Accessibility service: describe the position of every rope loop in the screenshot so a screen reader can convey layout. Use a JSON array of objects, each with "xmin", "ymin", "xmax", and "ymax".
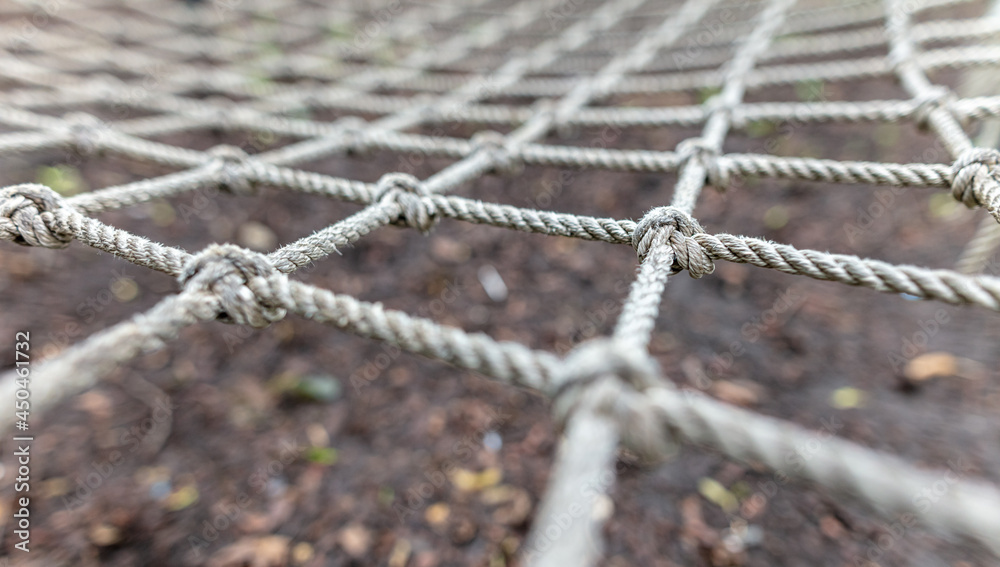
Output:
[
  {"xmin": 63, "ymin": 112, "xmax": 105, "ymax": 156},
  {"xmin": 207, "ymin": 145, "xmax": 257, "ymax": 195},
  {"xmin": 203, "ymin": 96, "xmax": 238, "ymax": 127},
  {"xmin": 0, "ymin": 183, "xmax": 72, "ymax": 248},
  {"xmin": 471, "ymin": 130, "xmax": 522, "ymax": 176},
  {"xmin": 374, "ymin": 172, "xmax": 439, "ymax": 233},
  {"xmin": 414, "ymin": 94, "xmax": 441, "ymax": 121},
  {"xmin": 179, "ymin": 243, "xmax": 290, "ymax": 328},
  {"xmin": 676, "ymin": 137, "xmax": 729, "ymax": 189},
  {"xmin": 552, "ymin": 338, "xmax": 676, "ymax": 458},
  {"xmin": 334, "ymin": 116, "xmax": 369, "ymax": 154},
  {"xmin": 913, "ymin": 86, "xmax": 956, "ymax": 130},
  {"xmin": 951, "ymin": 147, "xmax": 1000, "ymax": 209},
  {"xmin": 703, "ymin": 94, "xmax": 734, "ymax": 117},
  {"xmin": 631, "ymin": 206, "xmax": 714, "ymax": 278}
]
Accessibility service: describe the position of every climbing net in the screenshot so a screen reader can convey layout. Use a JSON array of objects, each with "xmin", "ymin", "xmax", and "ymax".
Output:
[{"xmin": 1, "ymin": 0, "xmax": 1000, "ymax": 563}]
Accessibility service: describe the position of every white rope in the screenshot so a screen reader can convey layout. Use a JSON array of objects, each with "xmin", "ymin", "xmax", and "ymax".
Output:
[{"xmin": 1, "ymin": 0, "xmax": 999, "ymax": 563}]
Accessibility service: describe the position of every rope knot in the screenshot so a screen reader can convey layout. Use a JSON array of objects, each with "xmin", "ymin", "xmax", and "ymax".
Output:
[
  {"xmin": 703, "ymin": 94, "xmax": 734, "ymax": 116},
  {"xmin": 206, "ymin": 97, "xmax": 262, "ymax": 131},
  {"xmin": 0, "ymin": 183, "xmax": 72, "ymax": 248},
  {"xmin": 471, "ymin": 130, "xmax": 522, "ymax": 176},
  {"xmin": 179, "ymin": 244, "xmax": 289, "ymax": 328},
  {"xmin": 413, "ymin": 94, "xmax": 441, "ymax": 121},
  {"xmin": 676, "ymin": 137, "xmax": 729, "ymax": 189},
  {"xmin": 545, "ymin": 97, "xmax": 582, "ymax": 139},
  {"xmin": 207, "ymin": 145, "xmax": 257, "ymax": 195},
  {"xmin": 63, "ymin": 112, "xmax": 105, "ymax": 156},
  {"xmin": 334, "ymin": 116, "xmax": 369, "ymax": 154},
  {"xmin": 374, "ymin": 172, "xmax": 438, "ymax": 233},
  {"xmin": 913, "ymin": 86, "xmax": 956, "ymax": 130},
  {"xmin": 631, "ymin": 206, "xmax": 714, "ymax": 278},
  {"xmin": 552, "ymin": 338, "xmax": 676, "ymax": 458},
  {"xmin": 203, "ymin": 96, "xmax": 237, "ymax": 127},
  {"xmin": 951, "ymin": 147, "xmax": 1000, "ymax": 209}
]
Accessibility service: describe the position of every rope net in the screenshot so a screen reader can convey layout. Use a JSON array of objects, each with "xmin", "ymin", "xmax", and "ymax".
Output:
[{"xmin": 1, "ymin": 0, "xmax": 1000, "ymax": 563}]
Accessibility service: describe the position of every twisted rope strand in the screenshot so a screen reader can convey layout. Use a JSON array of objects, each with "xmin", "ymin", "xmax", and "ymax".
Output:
[{"xmin": 2, "ymin": 0, "xmax": 1000, "ymax": 564}]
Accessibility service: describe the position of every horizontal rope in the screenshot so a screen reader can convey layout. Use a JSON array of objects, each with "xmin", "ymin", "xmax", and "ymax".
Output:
[{"xmin": 1, "ymin": 0, "xmax": 1000, "ymax": 565}]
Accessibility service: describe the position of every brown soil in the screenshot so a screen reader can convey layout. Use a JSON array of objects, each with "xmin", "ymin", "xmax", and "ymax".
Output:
[{"xmin": 1, "ymin": 13, "xmax": 1000, "ymax": 567}]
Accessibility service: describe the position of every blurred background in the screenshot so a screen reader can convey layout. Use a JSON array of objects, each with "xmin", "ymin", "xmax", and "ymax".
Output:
[{"xmin": 0, "ymin": 0, "xmax": 998, "ymax": 565}]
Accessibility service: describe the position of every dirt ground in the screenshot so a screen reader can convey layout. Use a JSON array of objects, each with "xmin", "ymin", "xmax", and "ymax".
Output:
[{"xmin": 2, "ymin": 4, "xmax": 1000, "ymax": 567}]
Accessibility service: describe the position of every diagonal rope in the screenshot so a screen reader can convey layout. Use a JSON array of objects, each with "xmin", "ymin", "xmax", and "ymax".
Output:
[
  {"xmin": 2, "ymin": 0, "xmax": 1000, "ymax": 564},
  {"xmin": 526, "ymin": 1, "xmax": 797, "ymax": 565}
]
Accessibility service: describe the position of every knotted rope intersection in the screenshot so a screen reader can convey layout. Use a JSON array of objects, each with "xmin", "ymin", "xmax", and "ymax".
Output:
[
  {"xmin": 953, "ymin": 147, "xmax": 1000, "ymax": 215},
  {"xmin": 0, "ymin": 184, "xmax": 72, "ymax": 249},
  {"xmin": 373, "ymin": 172, "xmax": 440, "ymax": 233},
  {"xmin": 1, "ymin": 0, "xmax": 1000, "ymax": 564},
  {"xmin": 631, "ymin": 206, "xmax": 715, "ymax": 277},
  {"xmin": 179, "ymin": 244, "xmax": 291, "ymax": 328}
]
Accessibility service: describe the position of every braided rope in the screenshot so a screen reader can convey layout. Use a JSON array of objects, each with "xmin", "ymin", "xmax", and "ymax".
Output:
[{"xmin": 1, "ymin": 0, "xmax": 999, "ymax": 565}]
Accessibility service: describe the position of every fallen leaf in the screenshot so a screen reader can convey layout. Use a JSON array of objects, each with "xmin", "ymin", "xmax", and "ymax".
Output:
[
  {"xmin": 698, "ymin": 477, "xmax": 739, "ymax": 514},
  {"xmin": 451, "ymin": 467, "xmax": 502, "ymax": 492},
  {"xmin": 41, "ymin": 477, "xmax": 70, "ymax": 499},
  {"xmin": 237, "ymin": 221, "xmax": 278, "ymax": 251},
  {"xmin": 164, "ymin": 483, "xmax": 199, "ymax": 511},
  {"xmin": 711, "ymin": 380, "xmax": 762, "ymax": 407},
  {"xmin": 449, "ymin": 512, "xmax": 478, "ymax": 545},
  {"xmin": 830, "ymin": 387, "xmax": 867, "ymax": 409},
  {"xmin": 338, "ymin": 523, "xmax": 372, "ymax": 558},
  {"xmin": 481, "ymin": 485, "xmax": 532, "ymax": 525},
  {"xmin": 89, "ymin": 524, "xmax": 122, "ymax": 546},
  {"xmin": 680, "ymin": 495, "xmax": 719, "ymax": 548},
  {"xmin": 430, "ymin": 236, "xmax": 471, "ymax": 263},
  {"xmin": 291, "ymin": 542, "xmax": 314, "ymax": 565},
  {"xmin": 76, "ymin": 391, "xmax": 113, "ymax": 420},
  {"xmin": 305, "ymin": 447, "xmax": 338, "ymax": 466},
  {"xmin": 904, "ymin": 352, "xmax": 958, "ymax": 381},
  {"xmin": 425, "ymin": 502, "xmax": 450, "ymax": 526},
  {"xmin": 388, "ymin": 538, "xmax": 412, "ymax": 567},
  {"xmin": 209, "ymin": 535, "xmax": 291, "ymax": 567},
  {"xmin": 819, "ymin": 515, "xmax": 845, "ymax": 539}
]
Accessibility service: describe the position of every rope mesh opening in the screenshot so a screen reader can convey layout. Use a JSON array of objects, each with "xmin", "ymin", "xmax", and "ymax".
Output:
[{"xmin": 1, "ymin": 0, "xmax": 1000, "ymax": 564}]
